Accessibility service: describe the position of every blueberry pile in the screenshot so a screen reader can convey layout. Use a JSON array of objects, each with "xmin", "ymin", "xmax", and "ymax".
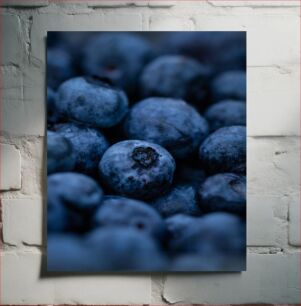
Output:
[{"xmin": 47, "ymin": 32, "xmax": 246, "ymax": 272}]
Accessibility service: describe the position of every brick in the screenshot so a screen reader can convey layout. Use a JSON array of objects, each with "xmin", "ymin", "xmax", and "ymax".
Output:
[
  {"xmin": 163, "ymin": 253, "xmax": 299, "ymax": 304},
  {"xmin": 147, "ymin": 1, "xmax": 175, "ymax": 7},
  {"xmin": 85, "ymin": 0, "xmax": 174, "ymax": 7},
  {"xmin": 248, "ymin": 66, "xmax": 300, "ymax": 136},
  {"xmin": 149, "ymin": 15, "xmax": 194, "ymax": 31},
  {"xmin": 0, "ymin": 144, "xmax": 21, "ymax": 191},
  {"xmin": 2, "ymin": 198, "xmax": 43, "ymax": 246},
  {"xmin": 102, "ymin": 12, "xmax": 142, "ymax": 30},
  {"xmin": 248, "ymin": 137, "xmax": 299, "ymax": 197},
  {"xmin": 1, "ymin": 64, "xmax": 46, "ymax": 136},
  {"xmin": 2, "ymin": 251, "xmax": 151, "ymax": 304},
  {"xmin": 194, "ymin": 8, "xmax": 299, "ymax": 67},
  {"xmin": 19, "ymin": 137, "xmax": 45, "ymax": 196},
  {"xmin": 86, "ymin": 0, "xmax": 148, "ymax": 7},
  {"xmin": 30, "ymin": 12, "xmax": 142, "ymax": 65},
  {"xmin": 206, "ymin": 0, "xmax": 300, "ymax": 7},
  {"xmin": 0, "ymin": 0, "xmax": 49, "ymax": 6},
  {"xmin": 247, "ymin": 195, "xmax": 277, "ymax": 246},
  {"xmin": 288, "ymin": 194, "xmax": 300, "ymax": 246},
  {"xmin": 2, "ymin": 13, "xmax": 25, "ymax": 66}
]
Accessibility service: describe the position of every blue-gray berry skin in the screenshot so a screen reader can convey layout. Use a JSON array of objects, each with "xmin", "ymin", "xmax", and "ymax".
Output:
[
  {"xmin": 204, "ymin": 100, "xmax": 246, "ymax": 132},
  {"xmin": 199, "ymin": 126, "xmax": 246, "ymax": 174},
  {"xmin": 165, "ymin": 214, "xmax": 198, "ymax": 247},
  {"xmin": 140, "ymin": 55, "xmax": 209, "ymax": 107},
  {"xmin": 47, "ymin": 131, "xmax": 75, "ymax": 174},
  {"xmin": 56, "ymin": 76, "xmax": 129, "ymax": 128},
  {"xmin": 47, "ymin": 87, "xmax": 61, "ymax": 125},
  {"xmin": 151, "ymin": 185, "xmax": 201, "ymax": 218},
  {"xmin": 124, "ymin": 98, "xmax": 209, "ymax": 159},
  {"xmin": 48, "ymin": 234, "xmax": 92, "ymax": 272},
  {"xmin": 54, "ymin": 123, "xmax": 109, "ymax": 176},
  {"xmin": 169, "ymin": 212, "xmax": 246, "ymax": 258},
  {"xmin": 170, "ymin": 254, "xmax": 223, "ymax": 271},
  {"xmin": 99, "ymin": 140, "xmax": 176, "ymax": 200},
  {"xmin": 160, "ymin": 32, "xmax": 246, "ymax": 74},
  {"xmin": 47, "ymin": 48, "xmax": 75, "ymax": 90},
  {"xmin": 48, "ymin": 172, "xmax": 103, "ymax": 232},
  {"xmin": 166, "ymin": 214, "xmax": 197, "ymax": 236},
  {"xmin": 211, "ymin": 71, "xmax": 246, "ymax": 102},
  {"xmin": 48, "ymin": 229, "xmax": 167, "ymax": 272},
  {"xmin": 92, "ymin": 195, "xmax": 166, "ymax": 240},
  {"xmin": 82, "ymin": 33, "xmax": 155, "ymax": 97},
  {"xmin": 170, "ymin": 253, "xmax": 246, "ymax": 271},
  {"xmin": 198, "ymin": 173, "xmax": 246, "ymax": 216},
  {"xmin": 84, "ymin": 228, "xmax": 167, "ymax": 271}
]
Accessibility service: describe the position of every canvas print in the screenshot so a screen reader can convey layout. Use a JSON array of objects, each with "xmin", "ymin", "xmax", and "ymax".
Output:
[{"xmin": 47, "ymin": 31, "xmax": 246, "ymax": 272}]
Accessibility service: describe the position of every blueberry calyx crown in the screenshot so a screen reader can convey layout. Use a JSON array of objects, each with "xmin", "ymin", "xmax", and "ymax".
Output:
[{"xmin": 131, "ymin": 146, "xmax": 159, "ymax": 168}]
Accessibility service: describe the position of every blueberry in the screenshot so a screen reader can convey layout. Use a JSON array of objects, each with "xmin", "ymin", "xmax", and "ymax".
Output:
[
  {"xmin": 54, "ymin": 123, "xmax": 109, "ymax": 176},
  {"xmin": 48, "ymin": 229, "xmax": 167, "ymax": 272},
  {"xmin": 47, "ymin": 87, "xmax": 60, "ymax": 125},
  {"xmin": 211, "ymin": 71, "xmax": 246, "ymax": 102},
  {"xmin": 92, "ymin": 195, "xmax": 166, "ymax": 240},
  {"xmin": 170, "ymin": 254, "xmax": 224, "ymax": 271},
  {"xmin": 199, "ymin": 126, "xmax": 246, "ymax": 174},
  {"xmin": 171, "ymin": 253, "xmax": 246, "ymax": 271},
  {"xmin": 140, "ymin": 55, "xmax": 209, "ymax": 107},
  {"xmin": 48, "ymin": 234, "xmax": 92, "ymax": 271},
  {"xmin": 82, "ymin": 33, "xmax": 155, "ymax": 96},
  {"xmin": 165, "ymin": 214, "xmax": 201, "ymax": 254},
  {"xmin": 124, "ymin": 98, "xmax": 209, "ymax": 159},
  {"xmin": 99, "ymin": 140, "xmax": 176, "ymax": 200},
  {"xmin": 48, "ymin": 172, "xmax": 103, "ymax": 232},
  {"xmin": 169, "ymin": 212, "xmax": 246, "ymax": 258},
  {"xmin": 47, "ymin": 131, "xmax": 75, "ymax": 174},
  {"xmin": 47, "ymin": 48, "xmax": 75, "ymax": 90},
  {"xmin": 161, "ymin": 32, "xmax": 246, "ymax": 74},
  {"xmin": 56, "ymin": 76, "xmax": 129, "ymax": 128},
  {"xmin": 51, "ymin": 32, "xmax": 93, "ymax": 66},
  {"xmin": 165, "ymin": 214, "xmax": 198, "ymax": 243},
  {"xmin": 198, "ymin": 173, "xmax": 246, "ymax": 216},
  {"xmin": 204, "ymin": 100, "xmax": 246, "ymax": 132},
  {"xmin": 151, "ymin": 185, "xmax": 201, "ymax": 217},
  {"xmin": 84, "ymin": 228, "xmax": 167, "ymax": 271}
]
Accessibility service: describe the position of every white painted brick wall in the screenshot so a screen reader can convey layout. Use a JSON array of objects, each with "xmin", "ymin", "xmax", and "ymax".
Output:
[
  {"xmin": 2, "ymin": 198, "xmax": 44, "ymax": 246},
  {"xmin": 1, "ymin": 1, "xmax": 300, "ymax": 304},
  {"xmin": 0, "ymin": 144, "xmax": 21, "ymax": 191},
  {"xmin": 163, "ymin": 253, "xmax": 300, "ymax": 304},
  {"xmin": 2, "ymin": 252, "xmax": 151, "ymax": 304}
]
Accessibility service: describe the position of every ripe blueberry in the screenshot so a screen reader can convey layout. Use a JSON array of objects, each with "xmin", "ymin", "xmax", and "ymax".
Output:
[
  {"xmin": 84, "ymin": 228, "xmax": 167, "ymax": 271},
  {"xmin": 151, "ymin": 185, "xmax": 201, "ymax": 217},
  {"xmin": 47, "ymin": 131, "xmax": 75, "ymax": 174},
  {"xmin": 48, "ymin": 172, "xmax": 103, "ymax": 232},
  {"xmin": 47, "ymin": 48, "xmax": 75, "ymax": 90},
  {"xmin": 56, "ymin": 76, "xmax": 129, "ymax": 128},
  {"xmin": 199, "ymin": 125, "xmax": 246, "ymax": 174},
  {"xmin": 93, "ymin": 195, "xmax": 166, "ymax": 240},
  {"xmin": 54, "ymin": 123, "xmax": 109, "ymax": 176},
  {"xmin": 140, "ymin": 55, "xmax": 209, "ymax": 107},
  {"xmin": 99, "ymin": 140, "xmax": 176, "ymax": 200},
  {"xmin": 169, "ymin": 212, "xmax": 246, "ymax": 259},
  {"xmin": 124, "ymin": 98, "xmax": 208, "ymax": 159},
  {"xmin": 198, "ymin": 173, "xmax": 246, "ymax": 216},
  {"xmin": 211, "ymin": 70, "xmax": 246, "ymax": 102},
  {"xmin": 82, "ymin": 33, "xmax": 155, "ymax": 97},
  {"xmin": 204, "ymin": 100, "xmax": 246, "ymax": 132}
]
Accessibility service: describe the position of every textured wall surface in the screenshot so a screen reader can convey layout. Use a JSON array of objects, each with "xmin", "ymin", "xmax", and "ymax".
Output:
[{"xmin": 0, "ymin": 0, "xmax": 300, "ymax": 304}]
